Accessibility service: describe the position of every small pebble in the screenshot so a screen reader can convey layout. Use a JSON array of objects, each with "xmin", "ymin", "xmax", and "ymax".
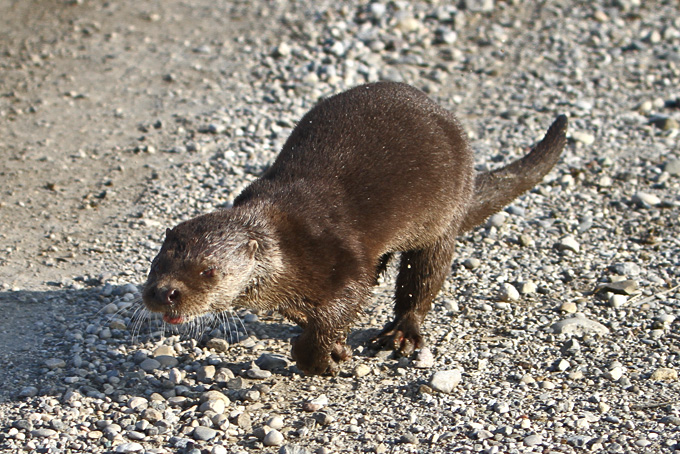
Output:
[
  {"xmin": 598, "ymin": 280, "xmax": 638, "ymax": 295},
  {"xmin": 498, "ymin": 283, "xmax": 520, "ymax": 302},
  {"xmin": 560, "ymin": 302, "xmax": 578, "ymax": 313},
  {"xmin": 354, "ymin": 364, "xmax": 372, "ymax": 377},
  {"xmin": 256, "ymin": 353, "xmax": 290, "ymax": 370},
  {"xmin": 31, "ymin": 428, "xmax": 57, "ymax": 438},
  {"xmin": 45, "ymin": 358, "xmax": 66, "ymax": 369},
  {"xmin": 632, "ymin": 192, "xmax": 661, "ymax": 207},
  {"xmin": 267, "ymin": 416, "xmax": 284, "ymax": 430},
  {"xmin": 608, "ymin": 294, "xmax": 628, "ymax": 308},
  {"xmin": 414, "ymin": 347, "xmax": 435, "ymax": 368},
  {"xmin": 550, "ymin": 315, "xmax": 609, "ymax": 336},
  {"xmin": 263, "ymin": 429, "xmax": 284, "ymax": 446},
  {"xmin": 429, "ymin": 369, "xmax": 462, "ymax": 393},
  {"xmin": 303, "ymin": 395, "xmax": 329, "ymax": 412},
  {"xmin": 650, "ymin": 367, "xmax": 678, "ymax": 381},
  {"xmin": 664, "ymin": 159, "xmax": 680, "ymax": 176},
  {"xmin": 114, "ymin": 443, "xmax": 144, "ymax": 453},
  {"xmin": 192, "ymin": 426, "xmax": 217, "ymax": 441},
  {"xmin": 206, "ymin": 338, "xmax": 229, "ymax": 352},
  {"xmin": 524, "ymin": 434, "xmax": 543, "ymax": 447},
  {"xmin": 487, "ymin": 212, "xmax": 507, "ymax": 228},
  {"xmin": 558, "ymin": 236, "xmax": 580, "ymax": 253},
  {"xmin": 139, "ymin": 358, "xmax": 161, "ymax": 372},
  {"xmin": 463, "ymin": 257, "xmax": 481, "ymax": 269},
  {"xmin": 606, "ymin": 366, "xmax": 624, "ymax": 381},
  {"xmin": 519, "ymin": 281, "xmax": 537, "ymax": 295},
  {"xmin": 570, "ymin": 131, "xmax": 595, "ymax": 145}
]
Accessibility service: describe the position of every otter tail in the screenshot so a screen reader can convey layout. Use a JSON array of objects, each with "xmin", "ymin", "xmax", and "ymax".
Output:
[{"xmin": 460, "ymin": 115, "xmax": 568, "ymax": 233}]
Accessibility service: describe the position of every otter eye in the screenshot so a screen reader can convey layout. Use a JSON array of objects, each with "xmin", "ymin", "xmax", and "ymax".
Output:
[{"xmin": 201, "ymin": 268, "xmax": 217, "ymax": 278}]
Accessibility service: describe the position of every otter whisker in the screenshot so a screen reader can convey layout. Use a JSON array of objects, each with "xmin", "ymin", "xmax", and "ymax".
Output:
[{"xmin": 234, "ymin": 310, "xmax": 248, "ymax": 340}]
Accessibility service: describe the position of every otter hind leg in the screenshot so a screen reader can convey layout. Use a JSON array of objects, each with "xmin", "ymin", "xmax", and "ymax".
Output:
[{"xmin": 372, "ymin": 235, "xmax": 456, "ymax": 356}]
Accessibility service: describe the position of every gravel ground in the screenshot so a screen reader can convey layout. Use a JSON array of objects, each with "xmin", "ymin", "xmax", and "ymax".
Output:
[{"xmin": 1, "ymin": 0, "xmax": 680, "ymax": 453}]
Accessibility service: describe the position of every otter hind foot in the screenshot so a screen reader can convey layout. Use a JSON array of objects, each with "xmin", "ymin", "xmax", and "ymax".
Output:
[{"xmin": 370, "ymin": 318, "xmax": 423, "ymax": 357}]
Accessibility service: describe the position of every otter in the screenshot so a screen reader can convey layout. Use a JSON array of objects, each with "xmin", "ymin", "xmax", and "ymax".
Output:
[{"xmin": 143, "ymin": 81, "xmax": 568, "ymax": 375}]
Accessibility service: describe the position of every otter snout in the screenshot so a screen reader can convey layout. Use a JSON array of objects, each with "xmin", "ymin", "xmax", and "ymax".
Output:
[{"xmin": 143, "ymin": 283, "xmax": 181, "ymax": 311}]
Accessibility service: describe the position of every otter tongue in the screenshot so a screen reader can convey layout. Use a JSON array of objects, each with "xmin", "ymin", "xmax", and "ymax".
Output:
[{"xmin": 163, "ymin": 314, "xmax": 184, "ymax": 324}]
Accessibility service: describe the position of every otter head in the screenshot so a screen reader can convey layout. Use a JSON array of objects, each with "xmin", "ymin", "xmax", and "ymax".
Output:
[{"xmin": 142, "ymin": 211, "xmax": 260, "ymax": 324}]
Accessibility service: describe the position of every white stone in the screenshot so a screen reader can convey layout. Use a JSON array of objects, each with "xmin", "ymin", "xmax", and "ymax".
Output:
[
  {"xmin": 430, "ymin": 369, "xmax": 462, "ymax": 393},
  {"xmin": 608, "ymin": 294, "xmax": 628, "ymax": 308},
  {"xmin": 263, "ymin": 429, "xmax": 284, "ymax": 446},
  {"xmin": 632, "ymin": 192, "xmax": 661, "ymax": 206},
  {"xmin": 558, "ymin": 236, "xmax": 580, "ymax": 253},
  {"xmin": 498, "ymin": 283, "xmax": 520, "ymax": 302},
  {"xmin": 570, "ymin": 131, "xmax": 595, "ymax": 145}
]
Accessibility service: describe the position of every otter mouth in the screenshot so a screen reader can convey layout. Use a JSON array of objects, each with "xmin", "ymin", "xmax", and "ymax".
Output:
[{"xmin": 162, "ymin": 313, "xmax": 188, "ymax": 325}]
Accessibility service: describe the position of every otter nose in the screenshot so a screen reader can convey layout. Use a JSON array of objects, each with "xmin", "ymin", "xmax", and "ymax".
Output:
[{"xmin": 164, "ymin": 288, "xmax": 180, "ymax": 306}]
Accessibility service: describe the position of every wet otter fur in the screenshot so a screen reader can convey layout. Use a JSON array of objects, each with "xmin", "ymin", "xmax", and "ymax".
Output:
[{"xmin": 143, "ymin": 81, "xmax": 568, "ymax": 375}]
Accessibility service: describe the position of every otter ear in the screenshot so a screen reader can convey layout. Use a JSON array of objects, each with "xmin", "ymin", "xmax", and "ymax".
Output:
[
  {"xmin": 246, "ymin": 239, "xmax": 259, "ymax": 259},
  {"xmin": 165, "ymin": 228, "xmax": 173, "ymax": 239}
]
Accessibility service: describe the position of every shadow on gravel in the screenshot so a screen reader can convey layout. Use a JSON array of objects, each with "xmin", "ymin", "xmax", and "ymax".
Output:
[
  {"xmin": 0, "ymin": 288, "xmax": 104, "ymax": 403},
  {"xmin": 0, "ymin": 286, "xmax": 390, "ymax": 407}
]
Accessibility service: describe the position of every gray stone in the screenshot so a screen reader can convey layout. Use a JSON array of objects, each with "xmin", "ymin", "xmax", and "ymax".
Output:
[
  {"xmin": 464, "ymin": 0, "xmax": 494, "ymax": 13},
  {"xmin": 571, "ymin": 131, "xmax": 596, "ymax": 145},
  {"xmin": 524, "ymin": 435, "xmax": 543, "ymax": 446},
  {"xmin": 193, "ymin": 426, "xmax": 217, "ymax": 441},
  {"xmin": 19, "ymin": 386, "xmax": 38, "ymax": 398},
  {"xmin": 199, "ymin": 399, "xmax": 226, "ymax": 414},
  {"xmin": 126, "ymin": 430, "xmax": 145, "ymax": 440},
  {"xmin": 487, "ymin": 212, "xmax": 507, "ymax": 227},
  {"xmin": 45, "ymin": 358, "xmax": 66, "ymax": 369},
  {"xmin": 598, "ymin": 280, "xmax": 638, "ymax": 295},
  {"xmin": 279, "ymin": 445, "xmax": 313, "ymax": 454},
  {"xmin": 650, "ymin": 367, "xmax": 678, "ymax": 381},
  {"xmin": 139, "ymin": 358, "xmax": 161, "ymax": 372},
  {"xmin": 155, "ymin": 355, "xmax": 179, "ymax": 367},
  {"xmin": 463, "ymin": 258, "xmax": 481, "ymax": 269},
  {"xmin": 31, "ymin": 428, "xmax": 57, "ymax": 438},
  {"xmin": 247, "ymin": 364, "xmax": 272, "ymax": 379},
  {"xmin": 353, "ymin": 364, "xmax": 372, "ymax": 377},
  {"xmin": 611, "ymin": 262, "xmax": 641, "ymax": 277},
  {"xmin": 127, "ymin": 397, "xmax": 148, "ymax": 411},
  {"xmin": 665, "ymin": 158, "xmax": 680, "ymax": 176},
  {"xmin": 608, "ymin": 294, "xmax": 628, "ymax": 308},
  {"xmin": 114, "ymin": 443, "xmax": 144, "ymax": 453},
  {"xmin": 197, "ymin": 365, "xmax": 216, "ymax": 381},
  {"xmin": 256, "ymin": 353, "xmax": 291, "ymax": 370},
  {"xmin": 400, "ymin": 432, "xmax": 419, "ymax": 444},
  {"xmin": 550, "ymin": 315, "xmax": 609, "ymax": 336},
  {"xmin": 267, "ymin": 416, "xmax": 284, "ymax": 430}
]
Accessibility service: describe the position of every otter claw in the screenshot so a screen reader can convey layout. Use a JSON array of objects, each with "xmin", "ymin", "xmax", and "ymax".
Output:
[{"xmin": 371, "ymin": 322, "xmax": 423, "ymax": 357}]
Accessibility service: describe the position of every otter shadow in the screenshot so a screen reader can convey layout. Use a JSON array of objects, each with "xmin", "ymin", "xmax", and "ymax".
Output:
[
  {"xmin": 0, "ymin": 285, "xmax": 389, "ymax": 409},
  {"xmin": 0, "ymin": 287, "xmax": 106, "ymax": 404}
]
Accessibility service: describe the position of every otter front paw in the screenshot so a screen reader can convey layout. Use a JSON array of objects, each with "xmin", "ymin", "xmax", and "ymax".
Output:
[
  {"xmin": 370, "ymin": 318, "xmax": 423, "ymax": 357},
  {"xmin": 291, "ymin": 337, "xmax": 351, "ymax": 376}
]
